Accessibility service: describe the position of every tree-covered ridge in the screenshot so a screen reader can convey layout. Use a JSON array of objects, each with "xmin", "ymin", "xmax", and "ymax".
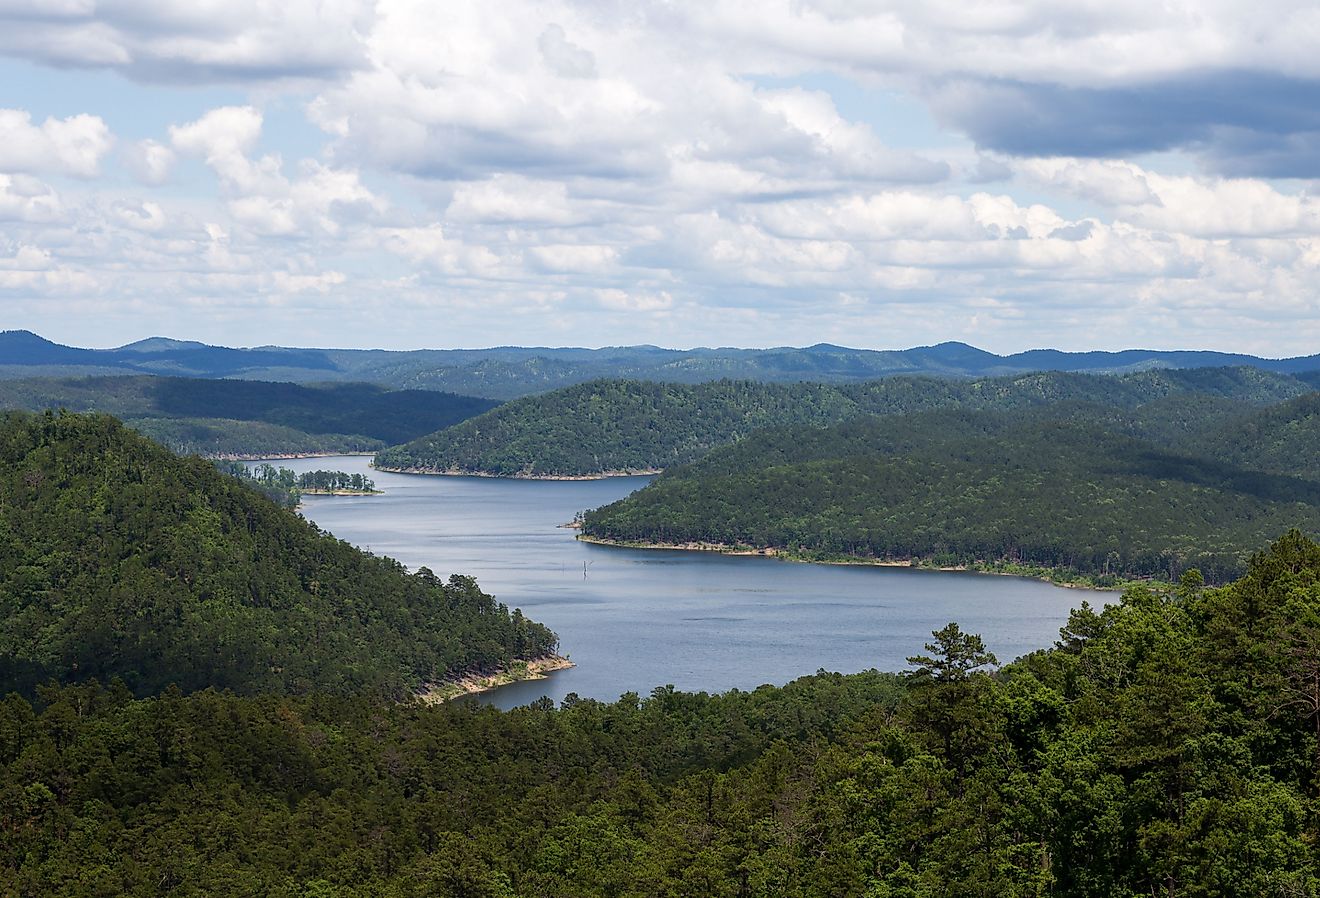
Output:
[
  {"xmin": 1202, "ymin": 391, "xmax": 1320, "ymax": 481},
  {"xmin": 376, "ymin": 379, "xmax": 871, "ymax": 476},
  {"xmin": 8, "ymin": 534, "xmax": 1320, "ymax": 894},
  {"xmin": 581, "ymin": 407, "xmax": 1320, "ymax": 584},
  {"xmin": 131, "ymin": 416, "xmax": 380, "ymax": 457},
  {"xmin": 375, "ymin": 367, "xmax": 1313, "ymax": 478},
  {"xmin": 0, "ymin": 374, "xmax": 498, "ymax": 455},
  {"xmin": 0, "ymin": 410, "xmax": 555, "ymax": 699}
]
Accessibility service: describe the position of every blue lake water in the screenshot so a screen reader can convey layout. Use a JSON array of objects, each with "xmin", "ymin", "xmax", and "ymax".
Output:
[{"xmin": 252, "ymin": 456, "xmax": 1108, "ymax": 709}]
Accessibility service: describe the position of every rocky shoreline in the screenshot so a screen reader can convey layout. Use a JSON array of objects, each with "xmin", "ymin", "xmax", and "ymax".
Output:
[{"xmin": 417, "ymin": 655, "xmax": 576, "ymax": 703}]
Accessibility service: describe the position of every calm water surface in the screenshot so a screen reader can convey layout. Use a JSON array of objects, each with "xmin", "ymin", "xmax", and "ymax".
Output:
[{"xmin": 253, "ymin": 456, "xmax": 1107, "ymax": 708}]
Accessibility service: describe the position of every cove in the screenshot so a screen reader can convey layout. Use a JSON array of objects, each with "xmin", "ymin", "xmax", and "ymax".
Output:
[{"xmin": 251, "ymin": 456, "xmax": 1107, "ymax": 709}]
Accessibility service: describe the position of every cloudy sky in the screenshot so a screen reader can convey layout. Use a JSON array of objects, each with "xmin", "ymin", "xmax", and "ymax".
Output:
[{"xmin": 2, "ymin": 1, "xmax": 1319, "ymax": 354}]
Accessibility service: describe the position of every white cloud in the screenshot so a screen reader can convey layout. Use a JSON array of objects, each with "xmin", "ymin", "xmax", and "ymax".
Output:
[
  {"xmin": 171, "ymin": 106, "xmax": 385, "ymax": 237},
  {"xmin": 170, "ymin": 105, "xmax": 270, "ymax": 190},
  {"xmin": 597, "ymin": 288, "xmax": 673, "ymax": 311},
  {"xmin": 309, "ymin": 0, "xmax": 947, "ymax": 196},
  {"xmin": 1016, "ymin": 158, "xmax": 1158, "ymax": 206},
  {"xmin": 271, "ymin": 270, "xmax": 347, "ymax": 293},
  {"xmin": 110, "ymin": 199, "xmax": 166, "ymax": 232},
  {"xmin": 121, "ymin": 138, "xmax": 175, "ymax": 184},
  {"xmin": 530, "ymin": 244, "xmax": 618, "ymax": 273},
  {"xmin": 378, "ymin": 225, "xmax": 506, "ymax": 277},
  {"xmin": 0, "ymin": 244, "xmax": 55, "ymax": 271},
  {"xmin": 538, "ymin": 24, "xmax": 596, "ymax": 79},
  {"xmin": 4, "ymin": 2, "xmax": 1320, "ymax": 353},
  {"xmin": 0, "ymin": 0, "xmax": 375, "ymax": 80},
  {"xmin": 0, "ymin": 174, "xmax": 64, "ymax": 222},
  {"xmin": 0, "ymin": 109, "xmax": 113, "ymax": 176},
  {"xmin": 447, "ymin": 175, "xmax": 580, "ymax": 225}
]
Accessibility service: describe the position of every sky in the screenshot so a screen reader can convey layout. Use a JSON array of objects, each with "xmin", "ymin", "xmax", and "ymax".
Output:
[{"xmin": 1, "ymin": 1, "xmax": 1319, "ymax": 355}]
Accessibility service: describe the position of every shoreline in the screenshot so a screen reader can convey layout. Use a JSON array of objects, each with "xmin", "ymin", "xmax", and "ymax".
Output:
[
  {"xmin": 210, "ymin": 451, "xmax": 379, "ymax": 461},
  {"xmin": 416, "ymin": 655, "xmax": 576, "ymax": 703},
  {"xmin": 372, "ymin": 465, "xmax": 660, "ymax": 481},
  {"xmin": 575, "ymin": 534, "xmax": 1130, "ymax": 591},
  {"xmin": 299, "ymin": 488, "xmax": 384, "ymax": 496}
]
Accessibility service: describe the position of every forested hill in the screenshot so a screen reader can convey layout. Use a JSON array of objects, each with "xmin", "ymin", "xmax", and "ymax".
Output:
[
  {"xmin": 1203, "ymin": 391, "xmax": 1320, "ymax": 481},
  {"xmin": 0, "ymin": 410, "xmax": 555, "ymax": 698},
  {"xmin": 0, "ymin": 374, "xmax": 497, "ymax": 456},
  {"xmin": 375, "ymin": 367, "xmax": 1313, "ymax": 477},
  {"xmin": 580, "ymin": 405, "xmax": 1320, "ymax": 584},
  {"xmin": 9, "ymin": 534, "xmax": 1320, "ymax": 893},
  {"xmin": 6, "ymin": 329, "xmax": 1320, "ymax": 399}
]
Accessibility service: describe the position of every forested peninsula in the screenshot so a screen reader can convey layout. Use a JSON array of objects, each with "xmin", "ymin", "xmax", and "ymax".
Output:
[
  {"xmin": 375, "ymin": 367, "xmax": 1314, "ymax": 478},
  {"xmin": 9, "ymin": 534, "xmax": 1320, "ymax": 893},
  {"xmin": 580, "ymin": 400, "xmax": 1320, "ymax": 585},
  {"xmin": 0, "ymin": 410, "xmax": 556, "ymax": 698}
]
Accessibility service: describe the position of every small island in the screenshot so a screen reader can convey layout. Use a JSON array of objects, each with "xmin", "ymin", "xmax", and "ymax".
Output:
[
  {"xmin": 215, "ymin": 461, "xmax": 381, "ymax": 506},
  {"xmin": 295, "ymin": 469, "xmax": 382, "ymax": 495}
]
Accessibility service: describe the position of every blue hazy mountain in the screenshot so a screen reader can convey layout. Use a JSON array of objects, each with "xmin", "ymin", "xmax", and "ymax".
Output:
[{"xmin": 3, "ymin": 330, "xmax": 1317, "ymax": 399}]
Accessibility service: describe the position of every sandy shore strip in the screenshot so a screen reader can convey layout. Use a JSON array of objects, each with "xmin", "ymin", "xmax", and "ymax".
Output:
[
  {"xmin": 576, "ymin": 534, "xmax": 1127, "ymax": 590},
  {"xmin": 209, "ymin": 451, "xmax": 379, "ymax": 461},
  {"xmin": 372, "ymin": 465, "xmax": 660, "ymax": 481},
  {"xmin": 417, "ymin": 655, "xmax": 576, "ymax": 703}
]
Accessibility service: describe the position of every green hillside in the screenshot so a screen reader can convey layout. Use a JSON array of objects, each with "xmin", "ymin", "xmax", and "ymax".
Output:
[
  {"xmin": 376, "ymin": 367, "xmax": 1311, "ymax": 478},
  {"xmin": 1202, "ymin": 392, "xmax": 1320, "ymax": 481},
  {"xmin": 0, "ymin": 410, "xmax": 554, "ymax": 698},
  {"xmin": 0, "ymin": 375, "xmax": 497, "ymax": 455},
  {"xmin": 581, "ymin": 407, "xmax": 1320, "ymax": 584}
]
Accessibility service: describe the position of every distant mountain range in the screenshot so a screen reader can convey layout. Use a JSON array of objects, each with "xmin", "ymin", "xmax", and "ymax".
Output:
[{"xmin": 3, "ymin": 330, "xmax": 1318, "ymax": 399}]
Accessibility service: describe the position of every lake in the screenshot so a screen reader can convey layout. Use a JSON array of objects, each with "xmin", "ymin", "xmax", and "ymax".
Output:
[{"xmin": 252, "ymin": 456, "xmax": 1105, "ymax": 709}]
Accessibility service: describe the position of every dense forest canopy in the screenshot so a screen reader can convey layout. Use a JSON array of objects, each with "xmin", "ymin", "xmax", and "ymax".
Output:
[
  {"xmin": 7, "ymin": 534, "xmax": 1320, "ymax": 894},
  {"xmin": 376, "ymin": 367, "xmax": 1314, "ymax": 477},
  {"xmin": 6, "ymin": 339, "xmax": 1320, "ymax": 893},
  {"xmin": 0, "ymin": 410, "xmax": 555, "ymax": 699},
  {"xmin": 581, "ymin": 405, "xmax": 1320, "ymax": 585}
]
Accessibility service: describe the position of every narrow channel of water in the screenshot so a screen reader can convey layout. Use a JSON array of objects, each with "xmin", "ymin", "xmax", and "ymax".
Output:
[{"xmin": 253, "ymin": 456, "xmax": 1105, "ymax": 708}]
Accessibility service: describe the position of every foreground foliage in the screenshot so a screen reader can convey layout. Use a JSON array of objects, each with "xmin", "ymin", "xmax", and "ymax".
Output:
[
  {"xmin": 6, "ymin": 534, "xmax": 1320, "ymax": 895},
  {"xmin": 0, "ymin": 411, "xmax": 554, "ymax": 698}
]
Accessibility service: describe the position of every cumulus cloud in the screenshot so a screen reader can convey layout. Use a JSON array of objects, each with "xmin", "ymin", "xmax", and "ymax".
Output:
[
  {"xmin": 538, "ymin": 24, "xmax": 596, "ymax": 79},
  {"xmin": 927, "ymin": 72, "xmax": 1320, "ymax": 177},
  {"xmin": 171, "ymin": 105, "xmax": 385, "ymax": 236},
  {"xmin": 0, "ymin": 109, "xmax": 113, "ymax": 176},
  {"xmin": 307, "ymin": 0, "xmax": 948, "ymax": 197},
  {"xmin": 4, "ymin": 2, "xmax": 1320, "ymax": 352},
  {"xmin": 170, "ymin": 105, "xmax": 269, "ymax": 189},
  {"xmin": 446, "ymin": 175, "xmax": 581, "ymax": 225},
  {"xmin": 0, "ymin": 174, "xmax": 64, "ymax": 222},
  {"xmin": 0, "ymin": 0, "xmax": 376, "ymax": 82},
  {"xmin": 6, "ymin": 2, "xmax": 1320, "ymax": 176},
  {"xmin": 121, "ymin": 138, "xmax": 175, "ymax": 184},
  {"xmin": 110, "ymin": 199, "xmax": 166, "ymax": 232}
]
